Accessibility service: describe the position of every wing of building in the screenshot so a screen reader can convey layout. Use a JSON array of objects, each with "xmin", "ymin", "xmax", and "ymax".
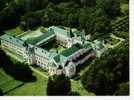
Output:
[{"xmin": 0, "ymin": 26, "xmax": 105, "ymax": 77}]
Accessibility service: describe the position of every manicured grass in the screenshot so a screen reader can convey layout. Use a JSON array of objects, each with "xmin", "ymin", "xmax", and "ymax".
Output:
[
  {"xmin": 0, "ymin": 69, "xmax": 12, "ymax": 85},
  {"xmin": 57, "ymin": 46, "xmax": 66, "ymax": 53},
  {"xmin": 71, "ymin": 80, "xmax": 95, "ymax": 96},
  {"xmin": 0, "ymin": 80, "xmax": 23, "ymax": 93},
  {"xmin": 6, "ymin": 71, "xmax": 48, "ymax": 96},
  {"xmin": 5, "ymin": 27, "xmax": 24, "ymax": 37},
  {"xmin": 49, "ymin": 45, "xmax": 66, "ymax": 53},
  {"xmin": 30, "ymin": 66, "xmax": 92, "ymax": 96},
  {"xmin": 0, "ymin": 65, "xmax": 94, "ymax": 96},
  {"xmin": 0, "ymin": 68, "xmax": 23, "ymax": 94}
]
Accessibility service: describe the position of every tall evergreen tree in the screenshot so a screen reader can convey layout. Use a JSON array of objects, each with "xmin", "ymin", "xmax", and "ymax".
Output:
[{"xmin": 47, "ymin": 74, "xmax": 71, "ymax": 96}]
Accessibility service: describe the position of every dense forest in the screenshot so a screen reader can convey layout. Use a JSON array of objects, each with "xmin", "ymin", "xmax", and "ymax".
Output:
[
  {"xmin": 81, "ymin": 40, "xmax": 129, "ymax": 95},
  {"xmin": 0, "ymin": 0, "xmax": 129, "ymax": 96},
  {"xmin": 0, "ymin": 0, "xmax": 128, "ymax": 33}
]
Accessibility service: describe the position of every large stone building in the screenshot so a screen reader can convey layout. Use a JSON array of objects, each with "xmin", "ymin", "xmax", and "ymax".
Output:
[{"xmin": 0, "ymin": 26, "xmax": 104, "ymax": 77}]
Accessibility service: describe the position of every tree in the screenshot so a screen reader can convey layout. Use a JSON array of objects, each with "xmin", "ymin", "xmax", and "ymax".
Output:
[
  {"xmin": 80, "ymin": 0, "xmax": 96, "ymax": 7},
  {"xmin": 81, "ymin": 41, "xmax": 129, "ymax": 95},
  {"xmin": 0, "ymin": 49, "xmax": 36, "ymax": 82},
  {"xmin": 0, "ymin": 89, "xmax": 3, "ymax": 96},
  {"xmin": 68, "ymin": 13, "xmax": 79, "ymax": 28},
  {"xmin": 96, "ymin": 0, "xmax": 121, "ymax": 19},
  {"xmin": 79, "ymin": 7, "xmax": 111, "ymax": 34},
  {"xmin": 50, "ymin": 0, "xmax": 70, "ymax": 4},
  {"xmin": 20, "ymin": 12, "xmax": 41, "ymax": 30},
  {"xmin": 15, "ymin": 0, "xmax": 48, "ymax": 12},
  {"xmin": 114, "ymin": 82, "xmax": 129, "ymax": 95},
  {"xmin": 49, "ymin": 12, "xmax": 64, "ymax": 25},
  {"xmin": 68, "ymin": 91, "xmax": 80, "ymax": 96},
  {"xmin": 94, "ymin": 16, "xmax": 111, "ymax": 33},
  {"xmin": 12, "ymin": 62, "xmax": 36, "ymax": 82},
  {"xmin": 103, "ymin": 0, "xmax": 121, "ymax": 19},
  {"xmin": 0, "ymin": 48, "xmax": 13, "ymax": 71},
  {"xmin": 0, "ymin": 1, "xmax": 25, "ymax": 31},
  {"xmin": 41, "ymin": 14, "xmax": 50, "ymax": 27},
  {"xmin": 47, "ymin": 74, "xmax": 71, "ymax": 96},
  {"xmin": 0, "ymin": 0, "xmax": 6, "ymax": 11},
  {"xmin": 30, "ymin": 0, "xmax": 48, "ymax": 11},
  {"xmin": 79, "ymin": 8, "xmax": 95, "ymax": 34}
]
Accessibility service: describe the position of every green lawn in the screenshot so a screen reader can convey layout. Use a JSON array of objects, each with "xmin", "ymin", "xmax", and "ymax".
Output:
[
  {"xmin": 0, "ymin": 68, "xmax": 23, "ymax": 94},
  {"xmin": 31, "ymin": 66, "xmax": 93, "ymax": 96},
  {"xmin": 31, "ymin": 66, "xmax": 92, "ymax": 96},
  {"xmin": 71, "ymin": 80, "xmax": 95, "ymax": 96},
  {"xmin": 6, "ymin": 71, "xmax": 48, "ymax": 96},
  {"xmin": 0, "ymin": 66, "xmax": 48, "ymax": 96},
  {"xmin": 5, "ymin": 27, "xmax": 24, "ymax": 37},
  {"xmin": 57, "ymin": 46, "xmax": 66, "ymax": 53},
  {"xmin": 49, "ymin": 45, "xmax": 66, "ymax": 53},
  {"xmin": 0, "ymin": 66, "xmax": 94, "ymax": 96}
]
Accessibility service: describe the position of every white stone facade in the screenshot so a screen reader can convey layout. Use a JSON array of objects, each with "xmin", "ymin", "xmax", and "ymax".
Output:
[{"xmin": 0, "ymin": 26, "xmax": 97, "ymax": 77}]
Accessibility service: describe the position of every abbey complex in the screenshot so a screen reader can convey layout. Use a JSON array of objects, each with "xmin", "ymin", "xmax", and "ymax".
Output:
[{"xmin": 0, "ymin": 26, "xmax": 105, "ymax": 77}]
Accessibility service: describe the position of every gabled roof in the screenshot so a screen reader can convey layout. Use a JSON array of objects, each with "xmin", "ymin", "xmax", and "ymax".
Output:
[
  {"xmin": 48, "ymin": 26, "xmax": 71, "ymax": 38},
  {"xmin": 60, "ymin": 44, "xmax": 82, "ymax": 57},
  {"xmin": 25, "ymin": 29, "xmax": 55, "ymax": 45},
  {"xmin": 35, "ymin": 31, "xmax": 55, "ymax": 46},
  {"xmin": 0, "ymin": 34, "xmax": 25, "ymax": 48},
  {"xmin": 53, "ymin": 54, "xmax": 68, "ymax": 67}
]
